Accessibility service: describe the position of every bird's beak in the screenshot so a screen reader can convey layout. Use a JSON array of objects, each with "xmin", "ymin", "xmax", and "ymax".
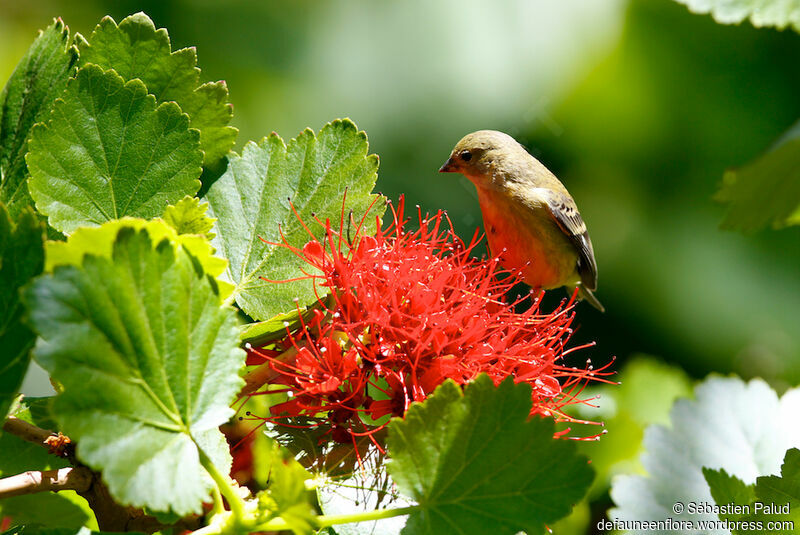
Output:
[{"xmin": 439, "ymin": 157, "xmax": 457, "ymax": 173}]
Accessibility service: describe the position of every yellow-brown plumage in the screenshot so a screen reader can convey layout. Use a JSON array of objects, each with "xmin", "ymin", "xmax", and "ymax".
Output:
[{"xmin": 439, "ymin": 130, "xmax": 603, "ymax": 311}]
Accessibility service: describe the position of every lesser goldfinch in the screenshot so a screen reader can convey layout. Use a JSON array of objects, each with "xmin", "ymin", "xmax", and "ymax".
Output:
[{"xmin": 439, "ymin": 130, "xmax": 604, "ymax": 311}]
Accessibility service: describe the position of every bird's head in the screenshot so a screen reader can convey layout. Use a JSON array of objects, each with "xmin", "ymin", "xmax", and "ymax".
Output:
[{"xmin": 438, "ymin": 130, "xmax": 527, "ymax": 185}]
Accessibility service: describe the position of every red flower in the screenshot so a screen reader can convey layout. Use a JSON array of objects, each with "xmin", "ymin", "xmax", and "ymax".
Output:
[{"xmin": 247, "ymin": 196, "xmax": 612, "ymax": 448}]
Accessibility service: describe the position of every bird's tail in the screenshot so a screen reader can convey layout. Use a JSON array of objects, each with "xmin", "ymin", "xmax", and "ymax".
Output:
[{"xmin": 577, "ymin": 286, "xmax": 605, "ymax": 312}]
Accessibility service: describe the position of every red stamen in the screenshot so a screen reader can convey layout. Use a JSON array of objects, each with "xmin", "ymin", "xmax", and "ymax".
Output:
[{"xmin": 244, "ymin": 195, "xmax": 613, "ymax": 443}]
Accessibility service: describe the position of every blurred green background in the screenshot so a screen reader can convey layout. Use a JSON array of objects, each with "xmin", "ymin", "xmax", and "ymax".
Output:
[
  {"xmin": 2, "ymin": 0, "xmax": 799, "ymax": 531},
  {"xmin": 4, "ymin": 0, "xmax": 798, "ymax": 385}
]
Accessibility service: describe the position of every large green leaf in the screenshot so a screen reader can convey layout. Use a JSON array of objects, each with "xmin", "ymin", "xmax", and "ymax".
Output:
[
  {"xmin": 386, "ymin": 376, "xmax": 593, "ymax": 535},
  {"xmin": 674, "ymin": 0, "xmax": 800, "ymax": 31},
  {"xmin": 43, "ymin": 217, "xmax": 232, "ymax": 300},
  {"xmin": 78, "ymin": 13, "xmax": 237, "ymax": 168},
  {"xmin": 204, "ymin": 119, "xmax": 384, "ymax": 321},
  {"xmin": 26, "ymin": 64, "xmax": 202, "ymax": 234},
  {"xmin": 610, "ymin": 377, "xmax": 800, "ymax": 533},
  {"xmin": 715, "ymin": 119, "xmax": 800, "ymax": 232},
  {"xmin": 24, "ymin": 227, "xmax": 245, "ymax": 515},
  {"xmin": 0, "ymin": 204, "xmax": 45, "ymax": 420},
  {"xmin": 0, "ymin": 19, "xmax": 78, "ymax": 218}
]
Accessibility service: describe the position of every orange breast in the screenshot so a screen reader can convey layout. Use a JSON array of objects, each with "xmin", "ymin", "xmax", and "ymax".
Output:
[{"xmin": 476, "ymin": 187, "xmax": 578, "ymax": 290}]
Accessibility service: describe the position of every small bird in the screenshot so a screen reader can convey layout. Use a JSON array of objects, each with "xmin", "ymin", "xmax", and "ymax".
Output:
[{"xmin": 439, "ymin": 130, "xmax": 604, "ymax": 311}]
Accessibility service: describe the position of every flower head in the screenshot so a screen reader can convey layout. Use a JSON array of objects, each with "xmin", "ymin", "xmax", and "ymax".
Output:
[{"xmin": 247, "ymin": 196, "xmax": 612, "ymax": 447}]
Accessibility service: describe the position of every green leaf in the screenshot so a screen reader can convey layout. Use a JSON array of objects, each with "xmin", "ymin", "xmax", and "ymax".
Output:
[
  {"xmin": 674, "ymin": 0, "xmax": 800, "ymax": 31},
  {"xmin": 740, "ymin": 448, "xmax": 800, "ymax": 534},
  {"xmin": 611, "ymin": 377, "xmax": 800, "ymax": 528},
  {"xmin": 241, "ymin": 297, "xmax": 332, "ymax": 346},
  {"xmin": 162, "ymin": 196, "xmax": 216, "ymax": 239},
  {"xmin": 255, "ymin": 437, "xmax": 317, "ymax": 535},
  {"xmin": 703, "ymin": 468, "xmax": 755, "ymax": 523},
  {"xmin": 78, "ymin": 13, "xmax": 237, "ymax": 168},
  {"xmin": 26, "ymin": 64, "xmax": 202, "ymax": 234},
  {"xmin": 43, "ymin": 218, "xmax": 232, "ymax": 300},
  {"xmin": 24, "ymin": 227, "xmax": 246, "ymax": 515},
  {"xmin": 0, "ymin": 494, "xmax": 91, "ymax": 532},
  {"xmin": 204, "ymin": 119, "xmax": 384, "ymax": 321},
  {"xmin": 11, "ymin": 396, "xmax": 60, "ymax": 432},
  {"xmin": 0, "ymin": 19, "xmax": 78, "ymax": 217},
  {"xmin": 386, "ymin": 375, "xmax": 593, "ymax": 535},
  {"xmin": 0, "ymin": 204, "xmax": 46, "ymax": 420},
  {"xmin": 702, "ymin": 450, "xmax": 800, "ymax": 534},
  {"xmin": 715, "ymin": 119, "xmax": 800, "ymax": 231},
  {"xmin": 240, "ymin": 312, "xmax": 302, "ymax": 346}
]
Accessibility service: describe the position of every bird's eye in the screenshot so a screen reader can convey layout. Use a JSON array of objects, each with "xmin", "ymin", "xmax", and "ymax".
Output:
[{"xmin": 459, "ymin": 150, "xmax": 472, "ymax": 162}]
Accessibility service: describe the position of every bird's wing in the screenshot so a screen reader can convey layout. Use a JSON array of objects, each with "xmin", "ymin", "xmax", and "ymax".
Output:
[{"xmin": 539, "ymin": 189, "xmax": 598, "ymax": 290}]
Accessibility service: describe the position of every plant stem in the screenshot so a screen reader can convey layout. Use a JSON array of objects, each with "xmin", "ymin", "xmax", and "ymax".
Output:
[
  {"xmin": 3, "ymin": 416, "xmax": 56, "ymax": 446},
  {"xmin": 255, "ymin": 505, "xmax": 417, "ymax": 531},
  {"xmin": 210, "ymin": 485, "xmax": 225, "ymax": 516},
  {"xmin": 198, "ymin": 448, "xmax": 246, "ymax": 522},
  {"xmin": 191, "ymin": 512, "xmax": 231, "ymax": 535},
  {"xmin": 0, "ymin": 467, "xmax": 92, "ymax": 498},
  {"xmin": 317, "ymin": 506, "xmax": 417, "ymax": 527},
  {"xmin": 222, "ymin": 293, "xmax": 237, "ymax": 308}
]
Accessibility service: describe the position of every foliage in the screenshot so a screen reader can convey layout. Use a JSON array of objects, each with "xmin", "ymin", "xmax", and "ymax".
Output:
[
  {"xmin": 204, "ymin": 120, "xmax": 383, "ymax": 321},
  {"xmin": 25, "ymin": 227, "xmax": 245, "ymax": 516},
  {"xmin": 0, "ymin": 205, "xmax": 45, "ymax": 420},
  {"xmin": 0, "ymin": 13, "xmax": 597, "ymax": 535},
  {"xmin": 387, "ymin": 376, "xmax": 593, "ymax": 535},
  {"xmin": 43, "ymin": 218, "xmax": 232, "ymax": 299},
  {"xmin": 26, "ymin": 64, "xmax": 202, "ymax": 234},
  {"xmin": 0, "ymin": 19, "xmax": 78, "ymax": 218},
  {"xmin": 77, "ymin": 13, "xmax": 236, "ymax": 170},
  {"xmin": 703, "ymin": 449, "xmax": 800, "ymax": 534},
  {"xmin": 670, "ymin": 0, "xmax": 800, "ymax": 232},
  {"xmin": 162, "ymin": 196, "xmax": 217, "ymax": 240},
  {"xmin": 3, "ymin": 4, "xmax": 799, "ymax": 535},
  {"xmin": 611, "ymin": 376, "xmax": 800, "ymax": 532},
  {"xmin": 715, "ymin": 119, "xmax": 800, "ymax": 231},
  {"xmin": 252, "ymin": 438, "xmax": 317, "ymax": 534},
  {"xmin": 703, "ymin": 468, "xmax": 757, "ymax": 525}
]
